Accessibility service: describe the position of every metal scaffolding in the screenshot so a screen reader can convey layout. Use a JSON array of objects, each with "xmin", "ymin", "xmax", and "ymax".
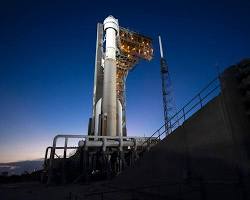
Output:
[{"xmin": 158, "ymin": 35, "xmax": 178, "ymax": 135}]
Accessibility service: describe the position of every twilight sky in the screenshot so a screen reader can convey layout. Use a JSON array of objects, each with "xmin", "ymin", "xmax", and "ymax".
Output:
[{"xmin": 0, "ymin": 0, "xmax": 250, "ymax": 163}]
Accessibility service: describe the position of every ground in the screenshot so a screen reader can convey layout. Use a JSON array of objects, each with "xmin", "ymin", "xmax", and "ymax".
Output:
[{"xmin": 0, "ymin": 181, "xmax": 115, "ymax": 200}]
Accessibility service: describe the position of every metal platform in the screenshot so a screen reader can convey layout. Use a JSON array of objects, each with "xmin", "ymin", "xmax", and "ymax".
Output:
[{"xmin": 43, "ymin": 135, "xmax": 158, "ymax": 184}]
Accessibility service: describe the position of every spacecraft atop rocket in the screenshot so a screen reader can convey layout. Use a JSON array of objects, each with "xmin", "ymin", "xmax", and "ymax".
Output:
[{"xmin": 88, "ymin": 16, "xmax": 153, "ymax": 137}]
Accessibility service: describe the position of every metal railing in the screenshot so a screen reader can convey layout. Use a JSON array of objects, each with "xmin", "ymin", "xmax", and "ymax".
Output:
[
  {"xmin": 144, "ymin": 76, "xmax": 221, "ymax": 147},
  {"xmin": 45, "ymin": 134, "xmax": 158, "ymax": 184}
]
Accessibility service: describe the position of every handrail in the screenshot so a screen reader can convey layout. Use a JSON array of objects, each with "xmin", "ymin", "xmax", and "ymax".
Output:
[
  {"xmin": 143, "ymin": 76, "xmax": 221, "ymax": 147},
  {"xmin": 46, "ymin": 134, "xmax": 159, "ymax": 184}
]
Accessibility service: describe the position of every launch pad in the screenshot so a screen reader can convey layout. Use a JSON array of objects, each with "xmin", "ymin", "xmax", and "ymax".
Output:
[{"xmin": 43, "ymin": 16, "xmax": 155, "ymax": 184}]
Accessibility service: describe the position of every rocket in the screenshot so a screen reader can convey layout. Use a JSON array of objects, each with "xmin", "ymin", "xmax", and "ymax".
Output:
[
  {"xmin": 89, "ymin": 16, "xmax": 121, "ymax": 137},
  {"xmin": 102, "ymin": 16, "xmax": 120, "ymax": 137},
  {"xmin": 88, "ymin": 16, "xmax": 153, "ymax": 137}
]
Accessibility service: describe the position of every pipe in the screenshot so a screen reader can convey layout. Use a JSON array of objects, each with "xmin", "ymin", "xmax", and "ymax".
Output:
[
  {"xmin": 51, "ymin": 134, "xmax": 155, "ymax": 140},
  {"xmin": 50, "ymin": 134, "xmax": 156, "ymax": 151}
]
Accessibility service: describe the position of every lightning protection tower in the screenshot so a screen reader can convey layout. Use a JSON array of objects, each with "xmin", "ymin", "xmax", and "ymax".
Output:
[{"xmin": 158, "ymin": 35, "xmax": 178, "ymax": 135}]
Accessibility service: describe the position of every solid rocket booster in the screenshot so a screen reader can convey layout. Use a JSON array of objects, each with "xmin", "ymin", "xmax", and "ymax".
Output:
[{"xmin": 102, "ymin": 16, "xmax": 119, "ymax": 136}]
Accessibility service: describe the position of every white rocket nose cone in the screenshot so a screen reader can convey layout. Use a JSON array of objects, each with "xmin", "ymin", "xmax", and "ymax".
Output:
[{"xmin": 103, "ymin": 15, "xmax": 119, "ymax": 32}]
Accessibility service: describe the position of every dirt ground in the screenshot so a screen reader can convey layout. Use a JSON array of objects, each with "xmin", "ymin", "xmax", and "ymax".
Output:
[{"xmin": 0, "ymin": 181, "xmax": 117, "ymax": 200}]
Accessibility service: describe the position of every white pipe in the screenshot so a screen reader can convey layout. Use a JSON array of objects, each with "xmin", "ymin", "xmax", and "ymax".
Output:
[{"xmin": 78, "ymin": 140, "xmax": 150, "ymax": 148}]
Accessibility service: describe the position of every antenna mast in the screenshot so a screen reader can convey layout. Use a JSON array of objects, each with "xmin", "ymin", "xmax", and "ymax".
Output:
[{"xmin": 158, "ymin": 35, "xmax": 177, "ymax": 135}]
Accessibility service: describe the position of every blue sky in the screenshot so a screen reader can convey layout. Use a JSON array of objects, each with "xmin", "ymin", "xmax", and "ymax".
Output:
[{"xmin": 0, "ymin": 0, "xmax": 249, "ymax": 162}]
